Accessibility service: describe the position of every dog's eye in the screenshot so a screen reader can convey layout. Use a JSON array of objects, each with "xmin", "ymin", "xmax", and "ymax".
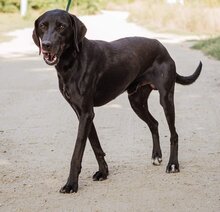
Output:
[
  {"xmin": 57, "ymin": 24, "xmax": 65, "ymax": 32},
  {"xmin": 39, "ymin": 23, "xmax": 47, "ymax": 31}
]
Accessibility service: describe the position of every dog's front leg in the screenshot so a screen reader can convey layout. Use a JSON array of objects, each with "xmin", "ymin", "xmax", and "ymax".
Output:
[{"xmin": 60, "ymin": 110, "xmax": 94, "ymax": 193}]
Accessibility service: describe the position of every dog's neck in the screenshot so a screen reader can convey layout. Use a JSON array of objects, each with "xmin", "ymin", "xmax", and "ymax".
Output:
[
  {"xmin": 55, "ymin": 47, "xmax": 79, "ymax": 73},
  {"xmin": 55, "ymin": 38, "xmax": 87, "ymax": 73}
]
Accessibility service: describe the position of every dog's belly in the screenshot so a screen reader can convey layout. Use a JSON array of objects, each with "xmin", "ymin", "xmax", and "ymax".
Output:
[
  {"xmin": 93, "ymin": 70, "xmax": 135, "ymax": 107},
  {"xmin": 93, "ymin": 89, "xmax": 124, "ymax": 106}
]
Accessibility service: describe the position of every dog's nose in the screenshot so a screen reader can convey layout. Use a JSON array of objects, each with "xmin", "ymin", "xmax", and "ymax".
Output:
[{"xmin": 42, "ymin": 41, "xmax": 52, "ymax": 50}]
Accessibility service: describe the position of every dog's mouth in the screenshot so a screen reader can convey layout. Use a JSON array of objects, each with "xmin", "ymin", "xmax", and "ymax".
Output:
[{"xmin": 42, "ymin": 50, "xmax": 59, "ymax": 66}]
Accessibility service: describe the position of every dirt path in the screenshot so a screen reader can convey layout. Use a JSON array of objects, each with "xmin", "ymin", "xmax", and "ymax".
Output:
[{"xmin": 0, "ymin": 11, "xmax": 219, "ymax": 212}]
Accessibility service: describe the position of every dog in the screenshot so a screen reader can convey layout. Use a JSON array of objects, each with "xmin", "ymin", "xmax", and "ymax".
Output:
[{"xmin": 32, "ymin": 9, "xmax": 202, "ymax": 193}]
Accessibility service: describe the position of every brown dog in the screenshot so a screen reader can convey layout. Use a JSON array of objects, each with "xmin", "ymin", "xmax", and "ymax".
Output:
[{"xmin": 33, "ymin": 9, "xmax": 202, "ymax": 193}]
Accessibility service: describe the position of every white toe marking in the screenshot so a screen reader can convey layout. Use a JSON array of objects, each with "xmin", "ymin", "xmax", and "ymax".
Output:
[
  {"xmin": 152, "ymin": 157, "xmax": 162, "ymax": 166},
  {"xmin": 171, "ymin": 164, "xmax": 175, "ymax": 172}
]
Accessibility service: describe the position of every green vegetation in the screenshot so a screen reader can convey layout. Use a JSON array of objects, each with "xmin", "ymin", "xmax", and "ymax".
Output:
[
  {"xmin": 0, "ymin": 0, "xmax": 103, "ymax": 41},
  {"xmin": 123, "ymin": 0, "xmax": 220, "ymax": 60},
  {"xmin": 1, "ymin": 0, "xmax": 220, "ymax": 35},
  {"xmin": 127, "ymin": 0, "xmax": 220, "ymax": 35},
  {"xmin": 1, "ymin": 0, "xmax": 220, "ymax": 60},
  {"xmin": 192, "ymin": 36, "xmax": 220, "ymax": 60},
  {"xmin": 74, "ymin": 0, "xmax": 102, "ymax": 15},
  {"xmin": 0, "ymin": 0, "xmax": 102, "ymax": 14},
  {"xmin": 0, "ymin": 12, "xmax": 35, "ymax": 41}
]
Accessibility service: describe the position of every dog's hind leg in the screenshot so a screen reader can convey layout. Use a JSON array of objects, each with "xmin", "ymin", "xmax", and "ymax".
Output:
[
  {"xmin": 159, "ymin": 85, "xmax": 179, "ymax": 173},
  {"xmin": 128, "ymin": 85, "xmax": 162, "ymax": 165},
  {"xmin": 89, "ymin": 122, "xmax": 109, "ymax": 181}
]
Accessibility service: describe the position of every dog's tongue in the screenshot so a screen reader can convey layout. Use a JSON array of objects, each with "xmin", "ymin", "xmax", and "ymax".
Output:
[{"xmin": 48, "ymin": 53, "xmax": 54, "ymax": 61}]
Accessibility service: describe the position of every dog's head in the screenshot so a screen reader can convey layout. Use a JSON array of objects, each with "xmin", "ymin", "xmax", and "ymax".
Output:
[{"xmin": 32, "ymin": 9, "xmax": 87, "ymax": 66}]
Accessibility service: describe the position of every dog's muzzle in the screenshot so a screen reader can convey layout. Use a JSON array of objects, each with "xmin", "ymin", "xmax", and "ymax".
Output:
[{"xmin": 42, "ymin": 50, "xmax": 59, "ymax": 66}]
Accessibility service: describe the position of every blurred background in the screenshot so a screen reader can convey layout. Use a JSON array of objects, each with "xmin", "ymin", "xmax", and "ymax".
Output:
[
  {"xmin": 0, "ymin": 0, "xmax": 220, "ymax": 58},
  {"xmin": 0, "ymin": 2, "xmax": 220, "ymax": 211}
]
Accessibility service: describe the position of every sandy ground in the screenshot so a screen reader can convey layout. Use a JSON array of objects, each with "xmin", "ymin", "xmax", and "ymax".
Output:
[{"xmin": 0, "ymin": 11, "xmax": 220, "ymax": 212}]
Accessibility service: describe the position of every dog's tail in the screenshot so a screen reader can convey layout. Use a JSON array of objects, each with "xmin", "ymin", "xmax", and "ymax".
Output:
[{"xmin": 176, "ymin": 61, "xmax": 202, "ymax": 85}]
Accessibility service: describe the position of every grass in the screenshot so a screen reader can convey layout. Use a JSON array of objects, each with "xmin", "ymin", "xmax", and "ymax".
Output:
[
  {"xmin": 107, "ymin": 0, "xmax": 220, "ymax": 60},
  {"xmin": 192, "ymin": 36, "xmax": 220, "ymax": 60},
  {"xmin": 127, "ymin": 1, "xmax": 220, "ymax": 36},
  {"xmin": 1, "ymin": 1, "xmax": 220, "ymax": 60},
  {"xmin": 2, "ymin": 1, "xmax": 220, "ymax": 38},
  {"xmin": 0, "ymin": 12, "xmax": 39, "ymax": 42}
]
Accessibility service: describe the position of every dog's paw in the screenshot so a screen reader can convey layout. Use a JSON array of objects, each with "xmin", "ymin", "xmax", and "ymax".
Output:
[
  {"xmin": 93, "ymin": 171, "xmax": 108, "ymax": 181},
  {"xmin": 152, "ymin": 157, "xmax": 162, "ymax": 166},
  {"xmin": 166, "ymin": 163, "xmax": 180, "ymax": 173},
  {"xmin": 60, "ymin": 183, "xmax": 78, "ymax": 193}
]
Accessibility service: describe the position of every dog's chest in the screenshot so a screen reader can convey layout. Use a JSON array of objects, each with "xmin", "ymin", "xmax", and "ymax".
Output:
[
  {"xmin": 58, "ymin": 74, "xmax": 73, "ymax": 102},
  {"xmin": 58, "ymin": 75, "xmax": 85, "ymax": 107},
  {"xmin": 62, "ymin": 84, "xmax": 71, "ymax": 100}
]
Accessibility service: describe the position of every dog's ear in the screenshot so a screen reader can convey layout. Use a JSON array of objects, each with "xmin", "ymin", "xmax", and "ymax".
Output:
[
  {"xmin": 70, "ymin": 14, "xmax": 87, "ymax": 52},
  {"xmin": 32, "ymin": 18, "xmax": 41, "ymax": 55}
]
